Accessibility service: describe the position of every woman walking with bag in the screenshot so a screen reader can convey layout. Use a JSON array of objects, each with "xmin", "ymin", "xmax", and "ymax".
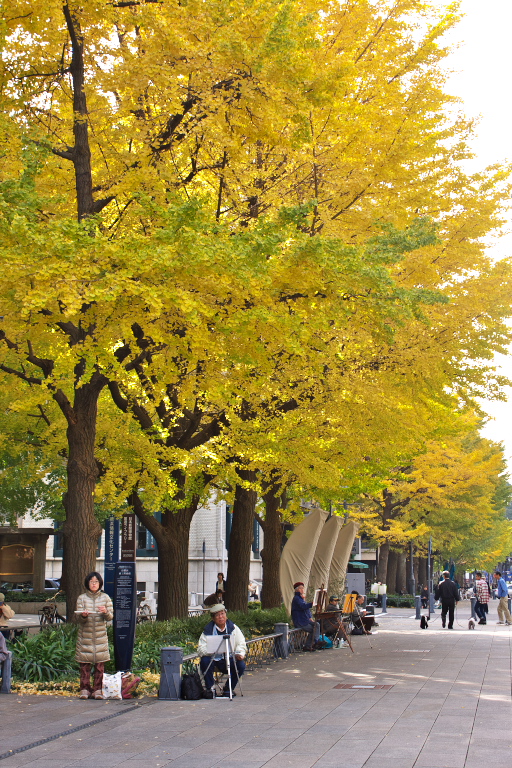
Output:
[{"xmin": 76, "ymin": 572, "xmax": 113, "ymax": 699}]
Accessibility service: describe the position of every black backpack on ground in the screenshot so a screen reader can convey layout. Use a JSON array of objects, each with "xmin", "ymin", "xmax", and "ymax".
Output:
[{"xmin": 181, "ymin": 671, "xmax": 204, "ymax": 700}]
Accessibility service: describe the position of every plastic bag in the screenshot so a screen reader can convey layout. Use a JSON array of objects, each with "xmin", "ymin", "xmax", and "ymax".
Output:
[
  {"xmin": 316, "ymin": 634, "xmax": 333, "ymax": 649},
  {"xmin": 102, "ymin": 671, "xmax": 122, "ymax": 699},
  {"xmin": 121, "ymin": 672, "xmax": 141, "ymax": 699}
]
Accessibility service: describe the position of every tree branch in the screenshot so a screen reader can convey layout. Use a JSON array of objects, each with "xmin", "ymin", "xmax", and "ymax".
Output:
[{"xmin": 0, "ymin": 364, "xmax": 42, "ymax": 385}]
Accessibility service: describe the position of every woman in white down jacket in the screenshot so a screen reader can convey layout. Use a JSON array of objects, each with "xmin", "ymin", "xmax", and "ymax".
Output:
[{"xmin": 76, "ymin": 572, "xmax": 113, "ymax": 699}]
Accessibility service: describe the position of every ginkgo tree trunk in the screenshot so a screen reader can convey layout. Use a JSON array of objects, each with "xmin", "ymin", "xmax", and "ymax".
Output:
[{"xmin": 0, "ymin": 4, "xmax": 113, "ymax": 619}]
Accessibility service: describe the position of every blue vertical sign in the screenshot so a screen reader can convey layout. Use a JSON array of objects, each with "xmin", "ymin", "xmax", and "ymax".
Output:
[
  {"xmin": 114, "ymin": 561, "xmax": 137, "ymax": 671},
  {"xmin": 252, "ymin": 517, "xmax": 260, "ymax": 557},
  {"xmin": 104, "ymin": 516, "xmax": 120, "ymax": 599}
]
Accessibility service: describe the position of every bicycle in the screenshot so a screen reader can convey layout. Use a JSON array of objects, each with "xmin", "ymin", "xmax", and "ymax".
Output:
[{"xmin": 38, "ymin": 590, "xmax": 66, "ymax": 628}]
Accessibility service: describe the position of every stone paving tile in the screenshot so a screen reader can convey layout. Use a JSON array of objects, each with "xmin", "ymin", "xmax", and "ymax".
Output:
[
  {"xmin": 223, "ymin": 747, "xmax": 283, "ymax": 761},
  {"xmin": 205, "ymin": 761, "xmax": 267, "ymax": 768},
  {"xmin": 261, "ymin": 756, "xmax": 319, "ymax": 768},
  {"xmin": 112, "ymin": 759, "xmax": 176, "ymax": 768},
  {"xmin": 363, "ymin": 761, "xmax": 422, "ymax": 768},
  {"xmin": 415, "ymin": 757, "xmax": 467, "ymax": 768},
  {"xmin": 73, "ymin": 756, "xmax": 129, "ymax": 767}
]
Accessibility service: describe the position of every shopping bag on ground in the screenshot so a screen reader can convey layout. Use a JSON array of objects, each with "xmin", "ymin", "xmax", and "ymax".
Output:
[{"xmin": 102, "ymin": 671, "xmax": 122, "ymax": 699}]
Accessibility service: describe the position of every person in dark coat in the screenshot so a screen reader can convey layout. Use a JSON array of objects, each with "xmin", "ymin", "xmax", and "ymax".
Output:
[
  {"xmin": 291, "ymin": 582, "xmax": 320, "ymax": 651},
  {"xmin": 435, "ymin": 571, "xmax": 459, "ymax": 629},
  {"xmin": 420, "ymin": 585, "xmax": 429, "ymax": 609},
  {"xmin": 323, "ymin": 596, "xmax": 342, "ymax": 637},
  {"xmin": 215, "ymin": 573, "xmax": 227, "ymax": 593}
]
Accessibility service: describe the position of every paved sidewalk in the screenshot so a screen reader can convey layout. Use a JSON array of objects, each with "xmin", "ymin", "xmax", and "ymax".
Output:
[{"xmin": 1, "ymin": 603, "xmax": 511, "ymax": 768}]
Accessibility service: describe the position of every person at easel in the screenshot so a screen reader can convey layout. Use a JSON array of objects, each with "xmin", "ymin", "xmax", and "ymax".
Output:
[
  {"xmin": 291, "ymin": 582, "xmax": 320, "ymax": 651},
  {"xmin": 323, "ymin": 596, "xmax": 342, "ymax": 638},
  {"xmin": 351, "ymin": 591, "xmax": 375, "ymax": 634}
]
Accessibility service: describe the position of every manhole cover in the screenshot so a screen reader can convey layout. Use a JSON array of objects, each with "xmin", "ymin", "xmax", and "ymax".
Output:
[{"xmin": 334, "ymin": 684, "xmax": 393, "ymax": 690}]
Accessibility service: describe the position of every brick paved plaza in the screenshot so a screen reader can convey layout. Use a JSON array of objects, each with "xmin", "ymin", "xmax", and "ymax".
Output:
[{"xmin": 1, "ymin": 603, "xmax": 511, "ymax": 768}]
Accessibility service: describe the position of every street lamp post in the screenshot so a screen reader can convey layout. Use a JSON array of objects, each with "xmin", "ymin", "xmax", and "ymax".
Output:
[
  {"xmin": 202, "ymin": 539, "xmax": 206, "ymax": 602},
  {"xmin": 410, "ymin": 540, "xmax": 416, "ymax": 597},
  {"xmin": 427, "ymin": 536, "xmax": 435, "ymax": 614}
]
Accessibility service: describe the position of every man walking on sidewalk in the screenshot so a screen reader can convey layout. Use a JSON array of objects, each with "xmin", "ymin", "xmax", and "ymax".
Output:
[
  {"xmin": 435, "ymin": 571, "xmax": 459, "ymax": 629},
  {"xmin": 494, "ymin": 571, "xmax": 512, "ymax": 625},
  {"xmin": 474, "ymin": 572, "xmax": 491, "ymax": 624}
]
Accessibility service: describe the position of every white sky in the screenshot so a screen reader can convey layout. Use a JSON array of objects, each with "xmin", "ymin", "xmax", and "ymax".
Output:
[{"xmin": 433, "ymin": 0, "xmax": 512, "ymax": 468}]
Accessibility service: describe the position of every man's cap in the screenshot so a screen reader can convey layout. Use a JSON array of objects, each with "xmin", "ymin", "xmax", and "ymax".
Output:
[
  {"xmin": 293, "ymin": 582, "xmax": 304, "ymax": 589},
  {"xmin": 209, "ymin": 603, "xmax": 227, "ymax": 615},
  {"xmin": 0, "ymin": 593, "xmax": 4, "ymax": 602},
  {"xmin": 329, "ymin": 595, "xmax": 338, "ymax": 601}
]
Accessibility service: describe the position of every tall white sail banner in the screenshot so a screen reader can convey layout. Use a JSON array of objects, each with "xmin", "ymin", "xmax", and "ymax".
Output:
[
  {"xmin": 279, "ymin": 507, "xmax": 329, "ymax": 608},
  {"xmin": 328, "ymin": 520, "xmax": 360, "ymax": 594},
  {"xmin": 308, "ymin": 515, "xmax": 343, "ymax": 594}
]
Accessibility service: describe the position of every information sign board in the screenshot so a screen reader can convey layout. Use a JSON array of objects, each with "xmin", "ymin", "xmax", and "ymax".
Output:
[{"xmin": 113, "ymin": 561, "xmax": 136, "ymax": 671}]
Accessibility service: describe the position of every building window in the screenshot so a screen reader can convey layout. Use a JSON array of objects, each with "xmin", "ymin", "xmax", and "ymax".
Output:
[
  {"xmin": 136, "ymin": 582, "xmax": 147, "ymax": 592},
  {"xmin": 136, "ymin": 519, "xmax": 158, "ymax": 557}
]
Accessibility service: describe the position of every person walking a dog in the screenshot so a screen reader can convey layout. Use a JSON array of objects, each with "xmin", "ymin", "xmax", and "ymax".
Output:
[{"xmin": 435, "ymin": 571, "xmax": 459, "ymax": 629}]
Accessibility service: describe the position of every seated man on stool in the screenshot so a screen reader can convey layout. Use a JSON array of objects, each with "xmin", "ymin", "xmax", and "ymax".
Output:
[
  {"xmin": 291, "ymin": 582, "xmax": 320, "ymax": 651},
  {"xmin": 198, "ymin": 604, "xmax": 247, "ymax": 697},
  {"xmin": 323, "ymin": 596, "xmax": 342, "ymax": 638},
  {"xmin": 351, "ymin": 592, "xmax": 375, "ymax": 634}
]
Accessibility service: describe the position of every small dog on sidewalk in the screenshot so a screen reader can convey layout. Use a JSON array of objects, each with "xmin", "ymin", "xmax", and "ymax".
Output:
[{"xmin": 468, "ymin": 618, "xmax": 475, "ymax": 630}]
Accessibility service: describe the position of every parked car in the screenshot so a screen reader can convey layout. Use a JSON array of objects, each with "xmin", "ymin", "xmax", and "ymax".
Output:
[{"xmin": 1, "ymin": 579, "xmax": 60, "ymax": 593}]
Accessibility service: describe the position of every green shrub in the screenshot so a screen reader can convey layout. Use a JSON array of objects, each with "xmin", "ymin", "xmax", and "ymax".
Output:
[
  {"xmin": 4, "ymin": 591, "xmax": 66, "ymax": 603},
  {"xmin": 10, "ymin": 627, "xmax": 78, "ymax": 682},
  {"xmin": 385, "ymin": 594, "xmax": 415, "ymax": 608}
]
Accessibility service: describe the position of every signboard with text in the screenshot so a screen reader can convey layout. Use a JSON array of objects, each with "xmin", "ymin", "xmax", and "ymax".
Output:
[
  {"xmin": 121, "ymin": 513, "xmax": 137, "ymax": 561},
  {"xmin": 113, "ymin": 561, "xmax": 137, "ymax": 671},
  {"xmin": 104, "ymin": 516, "xmax": 120, "ymax": 599}
]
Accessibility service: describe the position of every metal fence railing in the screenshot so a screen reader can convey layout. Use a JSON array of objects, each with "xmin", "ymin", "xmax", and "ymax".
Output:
[
  {"xmin": 182, "ymin": 631, "xmax": 283, "ymax": 675},
  {"xmin": 288, "ymin": 627, "xmax": 309, "ymax": 654}
]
